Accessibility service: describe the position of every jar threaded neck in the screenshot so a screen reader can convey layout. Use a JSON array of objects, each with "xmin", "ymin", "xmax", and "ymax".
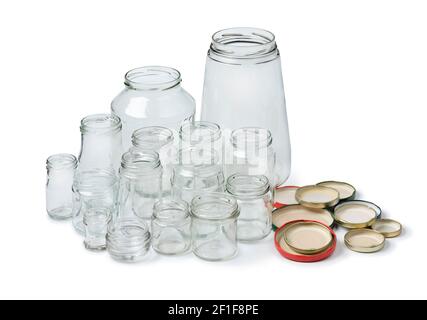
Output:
[{"xmin": 124, "ymin": 66, "xmax": 181, "ymax": 91}]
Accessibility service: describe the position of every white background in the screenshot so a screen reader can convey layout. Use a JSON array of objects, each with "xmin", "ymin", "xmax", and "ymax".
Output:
[{"xmin": 0, "ymin": 0, "xmax": 426, "ymax": 300}]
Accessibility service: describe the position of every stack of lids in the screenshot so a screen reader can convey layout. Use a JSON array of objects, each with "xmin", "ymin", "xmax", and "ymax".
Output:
[{"xmin": 273, "ymin": 181, "xmax": 402, "ymax": 262}]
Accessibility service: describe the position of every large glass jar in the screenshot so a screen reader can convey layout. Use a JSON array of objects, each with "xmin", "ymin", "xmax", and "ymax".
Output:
[
  {"xmin": 111, "ymin": 66, "xmax": 196, "ymax": 150},
  {"xmin": 201, "ymin": 28, "xmax": 291, "ymax": 185}
]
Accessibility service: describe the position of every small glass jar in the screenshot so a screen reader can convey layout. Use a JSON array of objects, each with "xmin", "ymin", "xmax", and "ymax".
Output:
[
  {"xmin": 117, "ymin": 149, "xmax": 162, "ymax": 221},
  {"xmin": 226, "ymin": 174, "xmax": 273, "ymax": 242},
  {"xmin": 72, "ymin": 169, "xmax": 118, "ymax": 235},
  {"xmin": 179, "ymin": 121, "xmax": 223, "ymax": 162},
  {"xmin": 107, "ymin": 217, "xmax": 151, "ymax": 263},
  {"xmin": 151, "ymin": 199, "xmax": 191, "ymax": 255},
  {"xmin": 83, "ymin": 208, "xmax": 111, "ymax": 251},
  {"xmin": 229, "ymin": 127, "xmax": 276, "ymax": 187},
  {"xmin": 46, "ymin": 153, "xmax": 77, "ymax": 220},
  {"xmin": 171, "ymin": 147, "xmax": 225, "ymax": 203},
  {"xmin": 132, "ymin": 126, "xmax": 175, "ymax": 198},
  {"xmin": 191, "ymin": 193, "xmax": 240, "ymax": 261}
]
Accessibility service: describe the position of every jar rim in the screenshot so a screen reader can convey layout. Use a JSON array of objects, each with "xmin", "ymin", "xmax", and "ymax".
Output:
[
  {"xmin": 120, "ymin": 149, "xmax": 161, "ymax": 177},
  {"xmin": 210, "ymin": 27, "xmax": 277, "ymax": 60},
  {"xmin": 179, "ymin": 121, "xmax": 222, "ymax": 144},
  {"xmin": 46, "ymin": 153, "xmax": 77, "ymax": 170},
  {"xmin": 73, "ymin": 169, "xmax": 118, "ymax": 193},
  {"xmin": 230, "ymin": 127, "xmax": 273, "ymax": 148},
  {"xmin": 124, "ymin": 66, "xmax": 182, "ymax": 91},
  {"xmin": 153, "ymin": 198, "xmax": 190, "ymax": 221},
  {"xmin": 132, "ymin": 126, "xmax": 174, "ymax": 150},
  {"xmin": 191, "ymin": 193, "xmax": 240, "ymax": 221},
  {"xmin": 226, "ymin": 174, "xmax": 270, "ymax": 197},
  {"xmin": 80, "ymin": 114, "xmax": 122, "ymax": 134}
]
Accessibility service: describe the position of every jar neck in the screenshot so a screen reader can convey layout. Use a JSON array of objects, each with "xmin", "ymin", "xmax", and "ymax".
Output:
[
  {"xmin": 124, "ymin": 66, "xmax": 182, "ymax": 91},
  {"xmin": 191, "ymin": 193, "xmax": 240, "ymax": 221},
  {"xmin": 46, "ymin": 153, "xmax": 77, "ymax": 171},
  {"xmin": 120, "ymin": 149, "xmax": 161, "ymax": 179},
  {"xmin": 179, "ymin": 121, "xmax": 222, "ymax": 145},
  {"xmin": 132, "ymin": 126, "xmax": 174, "ymax": 150},
  {"xmin": 226, "ymin": 174, "xmax": 270, "ymax": 197},
  {"xmin": 80, "ymin": 114, "xmax": 122, "ymax": 135},
  {"xmin": 153, "ymin": 199, "xmax": 190, "ymax": 221},
  {"xmin": 209, "ymin": 27, "xmax": 279, "ymax": 64},
  {"xmin": 231, "ymin": 127, "xmax": 273, "ymax": 149}
]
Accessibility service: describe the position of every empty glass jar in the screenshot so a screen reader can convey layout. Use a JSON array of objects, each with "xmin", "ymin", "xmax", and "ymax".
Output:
[
  {"xmin": 46, "ymin": 153, "xmax": 77, "ymax": 220},
  {"xmin": 111, "ymin": 66, "xmax": 196, "ymax": 150},
  {"xmin": 132, "ymin": 126, "xmax": 175, "ymax": 198},
  {"xmin": 83, "ymin": 208, "xmax": 111, "ymax": 251},
  {"xmin": 226, "ymin": 174, "xmax": 273, "ymax": 242},
  {"xmin": 229, "ymin": 127, "xmax": 276, "ymax": 187},
  {"xmin": 191, "ymin": 193, "xmax": 239, "ymax": 261},
  {"xmin": 171, "ymin": 147, "xmax": 225, "ymax": 203},
  {"xmin": 117, "ymin": 149, "xmax": 162, "ymax": 221},
  {"xmin": 72, "ymin": 169, "xmax": 118, "ymax": 235},
  {"xmin": 151, "ymin": 199, "xmax": 191, "ymax": 255},
  {"xmin": 201, "ymin": 27, "xmax": 291, "ymax": 185},
  {"xmin": 107, "ymin": 217, "xmax": 151, "ymax": 263}
]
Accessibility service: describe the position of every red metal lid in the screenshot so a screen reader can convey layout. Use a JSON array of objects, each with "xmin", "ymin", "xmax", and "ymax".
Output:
[{"xmin": 274, "ymin": 186, "xmax": 300, "ymax": 209}]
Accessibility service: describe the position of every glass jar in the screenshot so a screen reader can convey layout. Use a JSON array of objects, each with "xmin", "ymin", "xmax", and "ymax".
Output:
[
  {"xmin": 117, "ymin": 149, "xmax": 162, "ymax": 221},
  {"xmin": 83, "ymin": 208, "xmax": 111, "ymax": 251},
  {"xmin": 179, "ymin": 121, "xmax": 223, "ymax": 161},
  {"xmin": 132, "ymin": 126, "xmax": 175, "ymax": 198},
  {"xmin": 111, "ymin": 66, "xmax": 196, "ymax": 150},
  {"xmin": 72, "ymin": 169, "xmax": 118, "ymax": 235},
  {"xmin": 226, "ymin": 174, "xmax": 273, "ymax": 242},
  {"xmin": 151, "ymin": 198, "xmax": 191, "ymax": 255},
  {"xmin": 46, "ymin": 153, "xmax": 77, "ymax": 220},
  {"xmin": 229, "ymin": 127, "xmax": 276, "ymax": 187},
  {"xmin": 107, "ymin": 217, "xmax": 151, "ymax": 263},
  {"xmin": 201, "ymin": 27, "xmax": 291, "ymax": 185},
  {"xmin": 171, "ymin": 147, "xmax": 225, "ymax": 203},
  {"xmin": 191, "ymin": 193, "xmax": 239, "ymax": 261},
  {"xmin": 77, "ymin": 114, "xmax": 123, "ymax": 173}
]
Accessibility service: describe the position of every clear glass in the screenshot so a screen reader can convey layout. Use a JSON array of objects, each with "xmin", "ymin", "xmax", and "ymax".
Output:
[
  {"xmin": 83, "ymin": 208, "xmax": 111, "ymax": 251},
  {"xmin": 171, "ymin": 147, "xmax": 225, "ymax": 203},
  {"xmin": 229, "ymin": 127, "xmax": 276, "ymax": 188},
  {"xmin": 111, "ymin": 66, "xmax": 196, "ymax": 150},
  {"xmin": 116, "ymin": 149, "xmax": 162, "ymax": 222},
  {"xmin": 46, "ymin": 153, "xmax": 77, "ymax": 220},
  {"xmin": 107, "ymin": 217, "xmax": 151, "ymax": 263},
  {"xmin": 201, "ymin": 27, "xmax": 291, "ymax": 185},
  {"xmin": 191, "ymin": 193, "xmax": 239, "ymax": 261},
  {"xmin": 77, "ymin": 114, "xmax": 123, "ymax": 173},
  {"xmin": 72, "ymin": 169, "xmax": 118, "ymax": 235},
  {"xmin": 226, "ymin": 174, "xmax": 273, "ymax": 242},
  {"xmin": 151, "ymin": 198, "xmax": 191, "ymax": 255},
  {"xmin": 132, "ymin": 126, "xmax": 175, "ymax": 198}
]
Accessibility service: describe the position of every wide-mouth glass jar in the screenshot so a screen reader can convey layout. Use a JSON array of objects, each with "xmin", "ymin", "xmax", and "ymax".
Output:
[
  {"xmin": 226, "ymin": 174, "xmax": 273, "ymax": 242},
  {"xmin": 191, "ymin": 193, "xmax": 240, "ymax": 261},
  {"xmin": 179, "ymin": 121, "xmax": 222, "ymax": 157},
  {"xmin": 151, "ymin": 198, "xmax": 191, "ymax": 255}
]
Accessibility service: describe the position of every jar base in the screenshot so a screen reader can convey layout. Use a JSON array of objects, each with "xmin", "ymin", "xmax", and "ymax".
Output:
[
  {"xmin": 153, "ymin": 241, "xmax": 191, "ymax": 256},
  {"xmin": 47, "ymin": 207, "xmax": 73, "ymax": 220},
  {"xmin": 193, "ymin": 241, "xmax": 237, "ymax": 262}
]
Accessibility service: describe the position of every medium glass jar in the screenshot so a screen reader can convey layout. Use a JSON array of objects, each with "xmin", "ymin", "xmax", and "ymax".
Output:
[
  {"xmin": 111, "ymin": 66, "xmax": 196, "ymax": 150},
  {"xmin": 201, "ymin": 28, "xmax": 291, "ymax": 185},
  {"xmin": 46, "ymin": 153, "xmax": 77, "ymax": 220},
  {"xmin": 132, "ymin": 126, "xmax": 175, "ymax": 198},
  {"xmin": 191, "ymin": 193, "xmax": 240, "ymax": 261},
  {"xmin": 171, "ymin": 147, "xmax": 225, "ymax": 203},
  {"xmin": 226, "ymin": 174, "xmax": 273, "ymax": 242},
  {"xmin": 117, "ymin": 149, "xmax": 162, "ymax": 221},
  {"xmin": 229, "ymin": 127, "xmax": 276, "ymax": 187},
  {"xmin": 151, "ymin": 198, "xmax": 191, "ymax": 255}
]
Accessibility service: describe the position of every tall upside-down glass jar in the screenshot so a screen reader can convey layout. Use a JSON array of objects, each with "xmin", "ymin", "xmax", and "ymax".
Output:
[
  {"xmin": 116, "ymin": 149, "xmax": 163, "ymax": 222},
  {"xmin": 226, "ymin": 174, "xmax": 273, "ymax": 242},
  {"xmin": 132, "ymin": 126, "xmax": 175, "ymax": 198},
  {"xmin": 201, "ymin": 28, "xmax": 291, "ymax": 185},
  {"xmin": 111, "ymin": 66, "xmax": 196, "ymax": 150}
]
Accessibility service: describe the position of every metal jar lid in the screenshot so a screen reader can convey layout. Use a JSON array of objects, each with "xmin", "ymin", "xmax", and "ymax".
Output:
[
  {"xmin": 345, "ymin": 229, "xmax": 385, "ymax": 253},
  {"xmin": 295, "ymin": 185, "xmax": 340, "ymax": 209},
  {"xmin": 272, "ymin": 205, "xmax": 335, "ymax": 231},
  {"xmin": 274, "ymin": 186, "xmax": 300, "ymax": 209},
  {"xmin": 371, "ymin": 219, "xmax": 402, "ymax": 238},
  {"xmin": 316, "ymin": 181, "xmax": 356, "ymax": 202}
]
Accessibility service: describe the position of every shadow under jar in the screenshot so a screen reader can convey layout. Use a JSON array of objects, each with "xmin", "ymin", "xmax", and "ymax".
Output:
[
  {"xmin": 46, "ymin": 153, "xmax": 77, "ymax": 220},
  {"xmin": 201, "ymin": 27, "xmax": 291, "ymax": 186},
  {"xmin": 226, "ymin": 174, "xmax": 273, "ymax": 242},
  {"xmin": 132, "ymin": 126, "xmax": 175, "ymax": 198},
  {"xmin": 151, "ymin": 198, "xmax": 191, "ymax": 255},
  {"xmin": 171, "ymin": 147, "xmax": 225, "ymax": 203},
  {"xmin": 191, "ymin": 193, "xmax": 240, "ymax": 262},
  {"xmin": 229, "ymin": 127, "xmax": 276, "ymax": 187},
  {"xmin": 111, "ymin": 66, "xmax": 196, "ymax": 150}
]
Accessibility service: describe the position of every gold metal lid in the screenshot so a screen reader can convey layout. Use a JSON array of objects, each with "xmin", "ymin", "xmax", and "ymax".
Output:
[
  {"xmin": 371, "ymin": 219, "xmax": 402, "ymax": 238},
  {"xmin": 283, "ymin": 221, "xmax": 333, "ymax": 255},
  {"xmin": 295, "ymin": 185, "xmax": 340, "ymax": 209},
  {"xmin": 345, "ymin": 229, "xmax": 385, "ymax": 253},
  {"xmin": 272, "ymin": 205, "xmax": 335, "ymax": 230},
  {"xmin": 316, "ymin": 181, "xmax": 356, "ymax": 201},
  {"xmin": 334, "ymin": 202, "xmax": 377, "ymax": 229}
]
